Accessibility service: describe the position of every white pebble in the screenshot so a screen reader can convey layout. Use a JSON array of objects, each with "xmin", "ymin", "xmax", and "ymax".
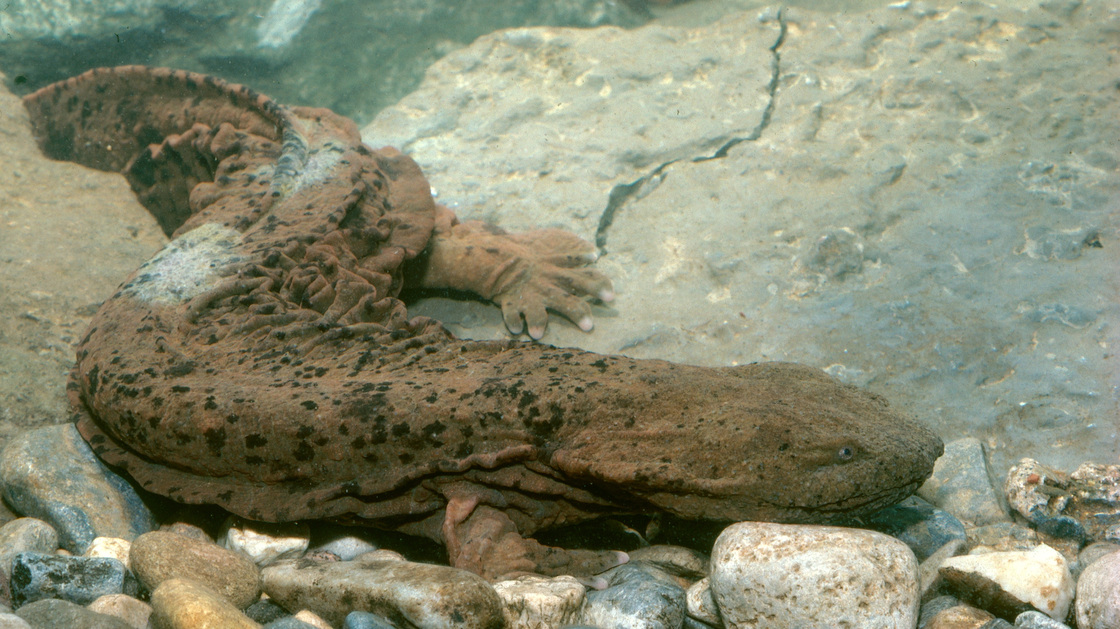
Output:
[{"xmin": 709, "ymin": 522, "xmax": 919, "ymax": 629}]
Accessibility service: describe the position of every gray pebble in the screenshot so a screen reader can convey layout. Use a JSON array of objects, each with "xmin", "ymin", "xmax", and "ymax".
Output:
[
  {"xmin": 245, "ymin": 597, "xmax": 291, "ymax": 623},
  {"xmin": 0, "ymin": 425, "xmax": 154, "ymax": 554},
  {"xmin": 867, "ymin": 495, "xmax": 967, "ymax": 561},
  {"xmin": 1016, "ymin": 610, "xmax": 1072, "ymax": 628},
  {"xmin": 917, "ymin": 437, "xmax": 1008, "ymax": 527},
  {"xmin": 262, "ymin": 618, "xmax": 319, "ymax": 629},
  {"xmin": 14, "ymin": 598, "xmax": 132, "ymax": 628},
  {"xmin": 10, "ymin": 553, "xmax": 138, "ymax": 609},
  {"xmin": 583, "ymin": 563, "xmax": 686, "ymax": 629},
  {"xmin": 0, "ymin": 613, "xmax": 29, "ymax": 629},
  {"xmin": 343, "ymin": 611, "xmax": 400, "ymax": 629}
]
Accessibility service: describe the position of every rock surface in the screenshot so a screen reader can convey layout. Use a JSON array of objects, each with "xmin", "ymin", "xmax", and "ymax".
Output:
[
  {"xmin": 14, "ymin": 598, "xmax": 134, "ymax": 628},
  {"xmin": 491, "ymin": 575, "xmax": 586, "ymax": 629},
  {"xmin": 0, "ymin": 425, "xmax": 154, "ymax": 553},
  {"xmin": 708, "ymin": 522, "xmax": 920, "ymax": 628},
  {"xmin": 0, "ymin": 520, "xmax": 58, "ymax": 580},
  {"xmin": 1075, "ymin": 548, "xmax": 1120, "ymax": 629},
  {"xmin": 130, "ymin": 531, "xmax": 261, "ymax": 610},
  {"xmin": 363, "ymin": 1, "xmax": 1120, "ymax": 477},
  {"xmin": 261, "ymin": 554, "xmax": 504, "ymax": 628},
  {"xmin": 9, "ymin": 552, "xmax": 138, "ymax": 608},
  {"xmin": 919, "ymin": 438, "xmax": 1009, "ymax": 527},
  {"xmin": 148, "ymin": 578, "xmax": 260, "ymax": 629},
  {"xmin": 939, "ymin": 544, "xmax": 1074, "ymax": 621},
  {"xmin": 220, "ymin": 519, "xmax": 310, "ymax": 568},
  {"xmin": 582, "ymin": 563, "xmax": 687, "ymax": 629}
]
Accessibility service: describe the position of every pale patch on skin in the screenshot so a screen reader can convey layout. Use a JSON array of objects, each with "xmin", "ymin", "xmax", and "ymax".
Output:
[{"xmin": 120, "ymin": 223, "xmax": 245, "ymax": 305}]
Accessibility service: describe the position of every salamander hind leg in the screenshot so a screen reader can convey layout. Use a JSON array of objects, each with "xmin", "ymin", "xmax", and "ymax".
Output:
[
  {"xmin": 443, "ymin": 503, "xmax": 628, "ymax": 582},
  {"xmin": 418, "ymin": 219, "xmax": 615, "ymax": 340}
]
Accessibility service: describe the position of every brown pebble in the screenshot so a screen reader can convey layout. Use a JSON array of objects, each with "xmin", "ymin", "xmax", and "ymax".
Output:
[
  {"xmin": 131, "ymin": 531, "xmax": 261, "ymax": 608},
  {"xmin": 149, "ymin": 578, "xmax": 260, "ymax": 629}
]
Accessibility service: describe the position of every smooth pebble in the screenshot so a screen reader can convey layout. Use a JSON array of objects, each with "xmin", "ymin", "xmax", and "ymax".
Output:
[
  {"xmin": 148, "ymin": 578, "xmax": 260, "ymax": 629},
  {"xmin": 940, "ymin": 544, "xmax": 1074, "ymax": 621},
  {"xmin": 130, "ymin": 530, "xmax": 261, "ymax": 609},
  {"xmin": 221, "ymin": 517, "xmax": 309, "ymax": 567},
  {"xmin": 262, "ymin": 553, "xmax": 503, "ymax": 628},
  {"xmin": 709, "ymin": 522, "xmax": 919, "ymax": 629},
  {"xmin": 10, "ymin": 552, "xmax": 138, "ymax": 608},
  {"xmin": 0, "ymin": 425, "xmax": 153, "ymax": 554},
  {"xmin": 1074, "ymin": 548, "xmax": 1120, "ymax": 629}
]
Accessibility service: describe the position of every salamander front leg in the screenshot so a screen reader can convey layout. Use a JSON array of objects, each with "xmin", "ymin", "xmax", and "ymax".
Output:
[
  {"xmin": 442, "ymin": 500, "xmax": 627, "ymax": 582},
  {"xmin": 417, "ymin": 211, "xmax": 614, "ymax": 340}
]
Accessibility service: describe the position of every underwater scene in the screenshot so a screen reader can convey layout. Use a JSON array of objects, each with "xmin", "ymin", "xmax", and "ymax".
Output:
[{"xmin": 0, "ymin": 0, "xmax": 1117, "ymax": 627}]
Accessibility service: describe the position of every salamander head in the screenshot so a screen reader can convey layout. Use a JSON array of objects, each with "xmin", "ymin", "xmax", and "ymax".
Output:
[{"xmin": 552, "ymin": 361, "xmax": 943, "ymax": 524}]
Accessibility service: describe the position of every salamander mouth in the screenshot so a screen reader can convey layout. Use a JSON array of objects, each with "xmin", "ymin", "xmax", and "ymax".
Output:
[{"xmin": 785, "ymin": 477, "xmax": 926, "ymax": 523}]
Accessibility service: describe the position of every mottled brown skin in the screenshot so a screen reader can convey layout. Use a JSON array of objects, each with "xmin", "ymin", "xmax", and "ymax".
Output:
[{"xmin": 25, "ymin": 66, "xmax": 943, "ymax": 581}]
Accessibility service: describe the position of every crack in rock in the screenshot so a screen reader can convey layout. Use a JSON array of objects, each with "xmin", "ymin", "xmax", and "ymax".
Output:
[{"xmin": 595, "ymin": 8, "xmax": 788, "ymax": 251}]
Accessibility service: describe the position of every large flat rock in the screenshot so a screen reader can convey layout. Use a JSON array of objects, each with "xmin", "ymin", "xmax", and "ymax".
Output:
[
  {"xmin": 0, "ymin": 71, "xmax": 165, "ymax": 452},
  {"xmin": 363, "ymin": 1, "xmax": 1120, "ymax": 473}
]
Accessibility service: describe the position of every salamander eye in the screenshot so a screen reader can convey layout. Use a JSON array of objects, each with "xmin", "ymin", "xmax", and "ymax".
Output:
[{"xmin": 836, "ymin": 446, "xmax": 856, "ymax": 462}]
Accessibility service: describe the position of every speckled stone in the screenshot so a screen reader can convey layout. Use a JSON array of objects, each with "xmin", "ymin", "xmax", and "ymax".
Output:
[
  {"xmin": 492, "ymin": 574, "xmax": 585, "ymax": 629},
  {"xmin": 0, "ymin": 425, "xmax": 154, "ymax": 554},
  {"xmin": 685, "ymin": 577, "xmax": 720, "ymax": 626},
  {"xmin": 0, "ymin": 613, "xmax": 29, "ymax": 629},
  {"xmin": 0, "ymin": 519, "xmax": 58, "ymax": 579},
  {"xmin": 1074, "ymin": 548, "xmax": 1120, "ymax": 629},
  {"xmin": 922, "ymin": 600, "xmax": 996, "ymax": 629},
  {"xmin": 710, "ymin": 522, "xmax": 919, "ymax": 629},
  {"xmin": 87, "ymin": 593, "xmax": 152, "ymax": 629},
  {"xmin": 939, "ymin": 544, "xmax": 1074, "ymax": 622},
  {"xmin": 130, "ymin": 531, "xmax": 261, "ymax": 609},
  {"xmin": 14, "ymin": 597, "xmax": 133, "ymax": 628},
  {"xmin": 583, "ymin": 562, "xmax": 687, "ymax": 629},
  {"xmin": 261, "ymin": 554, "xmax": 503, "ymax": 628},
  {"xmin": 148, "ymin": 578, "xmax": 259, "ymax": 629},
  {"xmin": 10, "ymin": 552, "xmax": 139, "ymax": 608}
]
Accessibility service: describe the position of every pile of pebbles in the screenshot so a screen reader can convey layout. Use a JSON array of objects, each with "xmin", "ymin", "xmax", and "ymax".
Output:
[{"xmin": 0, "ymin": 423, "xmax": 1116, "ymax": 629}]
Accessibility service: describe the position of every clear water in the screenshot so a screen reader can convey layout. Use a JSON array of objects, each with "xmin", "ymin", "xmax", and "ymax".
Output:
[{"xmin": 0, "ymin": 0, "xmax": 1116, "ymax": 529}]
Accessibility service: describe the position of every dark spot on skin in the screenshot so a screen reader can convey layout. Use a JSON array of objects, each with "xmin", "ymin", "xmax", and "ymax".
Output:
[
  {"xmin": 399, "ymin": 452, "xmax": 414, "ymax": 464},
  {"xmin": 170, "ymin": 385, "xmax": 190, "ymax": 393},
  {"xmin": 245, "ymin": 434, "xmax": 267, "ymax": 448},
  {"xmin": 163, "ymin": 361, "xmax": 196, "ymax": 378},
  {"xmin": 296, "ymin": 425, "xmax": 313, "ymax": 438},
  {"xmin": 301, "ymin": 400, "xmax": 318, "ymax": 411},
  {"xmin": 293, "ymin": 442, "xmax": 314, "ymax": 461},
  {"xmin": 391, "ymin": 423, "xmax": 410, "ymax": 437},
  {"xmin": 204, "ymin": 427, "xmax": 226, "ymax": 456}
]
